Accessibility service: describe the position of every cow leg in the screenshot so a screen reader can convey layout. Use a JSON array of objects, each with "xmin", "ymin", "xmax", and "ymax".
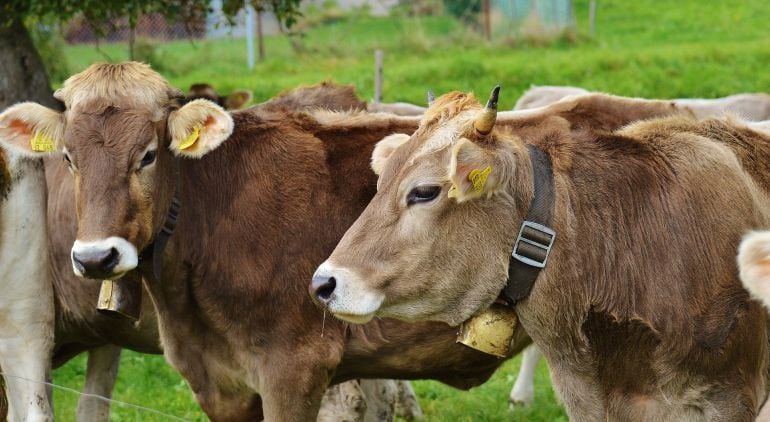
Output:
[
  {"xmin": 548, "ymin": 361, "xmax": 605, "ymax": 420},
  {"xmin": 0, "ymin": 329, "xmax": 53, "ymax": 422},
  {"xmin": 317, "ymin": 380, "xmax": 366, "ymax": 422},
  {"xmin": 394, "ymin": 381, "xmax": 423, "ymax": 421},
  {"xmin": 76, "ymin": 344, "xmax": 122, "ymax": 422},
  {"xmin": 193, "ymin": 388, "xmax": 263, "ymax": 422},
  {"xmin": 259, "ymin": 360, "xmax": 330, "ymax": 421},
  {"xmin": 358, "ymin": 379, "xmax": 397, "ymax": 422},
  {"xmin": 509, "ymin": 345, "xmax": 542, "ymax": 406}
]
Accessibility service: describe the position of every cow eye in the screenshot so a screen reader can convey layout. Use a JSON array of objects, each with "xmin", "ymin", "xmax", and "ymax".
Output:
[
  {"xmin": 139, "ymin": 149, "xmax": 157, "ymax": 169},
  {"xmin": 407, "ymin": 185, "xmax": 441, "ymax": 206}
]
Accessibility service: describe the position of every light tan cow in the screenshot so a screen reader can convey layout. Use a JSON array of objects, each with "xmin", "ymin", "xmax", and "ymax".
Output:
[
  {"xmin": 313, "ymin": 88, "xmax": 770, "ymax": 420},
  {"xmin": 519, "ymin": 85, "xmax": 770, "ymax": 121}
]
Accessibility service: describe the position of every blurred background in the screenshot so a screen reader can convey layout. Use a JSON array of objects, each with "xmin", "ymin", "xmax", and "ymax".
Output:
[{"xmin": 2, "ymin": 0, "xmax": 769, "ymax": 420}]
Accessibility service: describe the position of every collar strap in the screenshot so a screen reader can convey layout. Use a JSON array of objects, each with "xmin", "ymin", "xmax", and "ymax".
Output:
[
  {"xmin": 150, "ymin": 194, "xmax": 181, "ymax": 280},
  {"xmin": 500, "ymin": 144, "xmax": 556, "ymax": 306},
  {"xmin": 139, "ymin": 161, "xmax": 182, "ymax": 281}
]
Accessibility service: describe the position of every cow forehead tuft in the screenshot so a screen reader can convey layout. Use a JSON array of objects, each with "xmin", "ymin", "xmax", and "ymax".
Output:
[
  {"xmin": 56, "ymin": 62, "xmax": 176, "ymax": 114},
  {"xmin": 421, "ymin": 91, "xmax": 482, "ymax": 128}
]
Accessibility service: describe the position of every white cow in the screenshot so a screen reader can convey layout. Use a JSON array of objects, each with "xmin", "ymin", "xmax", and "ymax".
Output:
[{"xmin": 0, "ymin": 147, "xmax": 53, "ymax": 422}]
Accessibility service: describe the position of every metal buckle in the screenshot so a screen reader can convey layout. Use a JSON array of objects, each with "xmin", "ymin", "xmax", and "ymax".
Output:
[{"xmin": 512, "ymin": 221, "xmax": 556, "ymax": 268}]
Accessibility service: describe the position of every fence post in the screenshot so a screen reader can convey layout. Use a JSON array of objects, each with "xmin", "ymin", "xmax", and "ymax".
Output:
[
  {"xmin": 589, "ymin": 0, "xmax": 596, "ymax": 37},
  {"xmin": 257, "ymin": 9, "xmax": 265, "ymax": 61},
  {"xmin": 374, "ymin": 49, "xmax": 383, "ymax": 103},
  {"xmin": 246, "ymin": 1, "xmax": 255, "ymax": 70}
]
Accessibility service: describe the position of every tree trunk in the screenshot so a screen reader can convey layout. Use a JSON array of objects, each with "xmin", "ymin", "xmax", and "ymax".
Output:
[
  {"xmin": 0, "ymin": 17, "xmax": 58, "ymax": 110},
  {"xmin": 0, "ymin": 372, "xmax": 6, "ymax": 422}
]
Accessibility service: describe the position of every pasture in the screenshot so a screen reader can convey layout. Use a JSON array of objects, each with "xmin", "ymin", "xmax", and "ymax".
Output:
[{"xmin": 48, "ymin": 0, "xmax": 770, "ymax": 420}]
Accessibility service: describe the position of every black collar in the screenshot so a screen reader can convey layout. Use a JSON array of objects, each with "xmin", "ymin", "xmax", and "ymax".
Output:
[
  {"xmin": 139, "ymin": 162, "xmax": 182, "ymax": 281},
  {"xmin": 500, "ymin": 144, "xmax": 556, "ymax": 306}
]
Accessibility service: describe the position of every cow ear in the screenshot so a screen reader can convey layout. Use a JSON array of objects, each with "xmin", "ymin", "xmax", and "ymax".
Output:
[
  {"xmin": 168, "ymin": 99, "xmax": 234, "ymax": 158},
  {"xmin": 224, "ymin": 90, "xmax": 253, "ymax": 110},
  {"xmin": 739, "ymin": 231, "xmax": 770, "ymax": 310},
  {"xmin": 371, "ymin": 133, "xmax": 410, "ymax": 176},
  {"xmin": 447, "ymin": 138, "xmax": 506, "ymax": 202},
  {"xmin": 0, "ymin": 102, "xmax": 64, "ymax": 156}
]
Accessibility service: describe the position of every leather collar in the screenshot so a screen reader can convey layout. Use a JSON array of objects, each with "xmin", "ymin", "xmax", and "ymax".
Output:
[
  {"xmin": 500, "ymin": 144, "xmax": 556, "ymax": 306},
  {"xmin": 138, "ymin": 161, "xmax": 182, "ymax": 281}
]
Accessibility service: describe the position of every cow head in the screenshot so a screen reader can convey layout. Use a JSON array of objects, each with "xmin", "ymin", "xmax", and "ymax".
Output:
[
  {"xmin": 312, "ymin": 87, "xmax": 532, "ymax": 325},
  {"xmin": 186, "ymin": 83, "xmax": 253, "ymax": 110},
  {"xmin": 0, "ymin": 62, "xmax": 233, "ymax": 280}
]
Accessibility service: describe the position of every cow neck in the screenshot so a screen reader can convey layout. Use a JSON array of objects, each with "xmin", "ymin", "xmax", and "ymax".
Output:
[
  {"xmin": 138, "ymin": 158, "xmax": 181, "ymax": 282},
  {"xmin": 499, "ymin": 144, "xmax": 556, "ymax": 307}
]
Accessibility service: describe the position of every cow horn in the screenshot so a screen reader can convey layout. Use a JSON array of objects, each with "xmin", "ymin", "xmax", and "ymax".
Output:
[
  {"xmin": 427, "ymin": 89, "xmax": 435, "ymax": 106},
  {"xmin": 474, "ymin": 85, "xmax": 500, "ymax": 135}
]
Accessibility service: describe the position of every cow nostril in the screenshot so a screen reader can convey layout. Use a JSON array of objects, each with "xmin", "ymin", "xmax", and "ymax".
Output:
[
  {"xmin": 102, "ymin": 247, "xmax": 120, "ymax": 271},
  {"xmin": 316, "ymin": 277, "xmax": 337, "ymax": 301},
  {"xmin": 72, "ymin": 254, "xmax": 86, "ymax": 274}
]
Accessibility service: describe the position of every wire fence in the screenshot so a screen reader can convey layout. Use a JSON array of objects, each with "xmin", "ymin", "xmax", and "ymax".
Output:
[
  {"xmin": 55, "ymin": 0, "xmax": 580, "ymax": 53},
  {"xmin": 0, "ymin": 371, "xmax": 190, "ymax": 421}
]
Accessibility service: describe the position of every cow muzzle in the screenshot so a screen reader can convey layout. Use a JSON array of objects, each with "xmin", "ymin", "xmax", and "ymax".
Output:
[
  {"xmin": 310, "ymin": 261, "xmax": 385, "ymax": 324},
  {"xmin": 71, "ymin": 237, "xmax": 139, "ymax": 280}
]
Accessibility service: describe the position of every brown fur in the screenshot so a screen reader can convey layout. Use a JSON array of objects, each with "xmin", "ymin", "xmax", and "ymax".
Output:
[
  {"xmin": 322, "ymin": 91, "xmax": 770, "ymax": 420},
  {"xmin": 186, "ymin": 83, "xmax": 253, "ymax": 110},
  {"xmin": 259, "ymin": 81, "xmax": 367, "ymax": 113},
  {"xmin": 43, "ymin": 63, "xmax": 521, "ymax": 421}
]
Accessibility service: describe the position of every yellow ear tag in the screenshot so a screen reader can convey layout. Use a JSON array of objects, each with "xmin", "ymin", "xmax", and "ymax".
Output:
[
  {"xmin": 30, "ymin": 132, "xmax": 55, "ymax": 152},
  {"xmin": 468, "ymin": 166, "xmax": 492, "ymax": 192},
  {"xmin": 178, "ymin": 125, "xmax": 202, "ymax": 150}
]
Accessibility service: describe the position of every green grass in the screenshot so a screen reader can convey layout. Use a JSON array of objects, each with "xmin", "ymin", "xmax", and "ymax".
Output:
[{"xmin": 50, "ymin": 0, "xmax": 770, "ymax": 420}]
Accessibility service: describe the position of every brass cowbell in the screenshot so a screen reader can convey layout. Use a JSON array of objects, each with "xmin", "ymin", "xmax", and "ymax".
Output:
[
  {"xmin": 456, "ymin": 303, "xmax": 518, "ymax": 357},
  {"xmin": 96, "ymin": 271, "xmax": 142, "ymax": 320}
]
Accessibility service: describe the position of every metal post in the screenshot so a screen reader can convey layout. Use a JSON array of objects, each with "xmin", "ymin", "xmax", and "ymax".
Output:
[
  {"xmin": 246, "ymin": 1, "xmax": 255, "ymax": 70},
  {"xmin": 589, "ymin": 0, "xmax": 596, "ymax": 37},
  {"xmin": 257, "ymin": 8, "xmax": 265, "ymax": 61},
  {"xmin": 374, "ymin": 49, "xmax": 383, "ymax": 104}
]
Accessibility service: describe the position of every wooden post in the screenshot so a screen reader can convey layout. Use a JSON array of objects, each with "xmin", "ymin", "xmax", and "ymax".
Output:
[
  {"xmin": 374, "ymin": 49, "xmax": 383, "ymax": 104},
  {"xmin": 257, "ymin": 9, "xmax": 265, "ymax": 61},
  {"xmin": 589, "ymin": 0, "xmax": 597, "ymax": 37},
  {"xmin": 483, "ymin": 0, "xmax": 492, "ymax": 41},
  {"xmin": 128, "ymin": 26, "xmax": 136, "ymax": 60}
]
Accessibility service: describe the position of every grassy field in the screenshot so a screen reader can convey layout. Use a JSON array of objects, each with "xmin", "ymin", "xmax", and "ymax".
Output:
[{"xmin": 49, "ymin": 0, "xmax": 770, "ymax": 420}]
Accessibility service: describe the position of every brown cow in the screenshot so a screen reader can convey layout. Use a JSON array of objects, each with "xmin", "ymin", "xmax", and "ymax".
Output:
[
  {"xmin": 314, "ymin": 89, "xmax": 770, "ymax": 420},
  {"xmin": 186, "ymin": 83, "xmax": 253, "ymax": 110},
  {"xmin": 0, "ymin": 62, "xmax": 527, "ymax": 421},
  {"xmin": 39, "ymin": 83, "xmax": 419, "ymax": 421}
]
